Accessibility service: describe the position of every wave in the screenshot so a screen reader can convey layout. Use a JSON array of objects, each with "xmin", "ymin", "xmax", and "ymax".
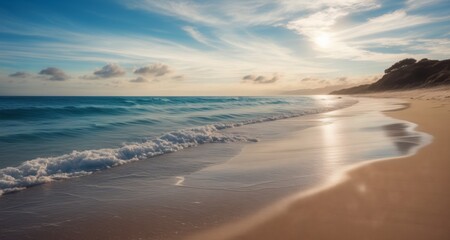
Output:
[
  {"xmin": 118, "ymin": 97, "xmax": 262, "ymax": 106},
  {"xmin": 0, "ymin": 126, "xmax": 257, "ymax": 196},
  {"xmin": 0, "ymin": 99, "xmax": 357, "ymax": 196},
  {"xmin": 0, "ymin": 97, "xmax": 304, "ymax": 121},
  {"xmin": 0, "ymin": 118, "xmax": 162, "ymax": 143},
  {"xmin": 0, "ymin": 106, "xmax": 134, "ymax": 120}
]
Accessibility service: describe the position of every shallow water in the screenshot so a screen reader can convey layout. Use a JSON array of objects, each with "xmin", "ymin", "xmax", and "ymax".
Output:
[{"xmin": 0, "ymin": 97, "xmax": 429, "ymax": 240}]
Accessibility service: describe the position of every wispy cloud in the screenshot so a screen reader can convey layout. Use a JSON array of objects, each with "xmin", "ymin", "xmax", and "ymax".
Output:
[
  {"xmin": 286, "ymin": 5, "xmax": 449, "ymax": 62},
  {"xmin": 182, "ymin": 26, "xmax": 209, "ymax": 45},
  {"xmin": 287, "ymin": 8, "xmax": 348, "ymax": 37},
  {"xmin": 0, "ymin": 23, "xmax": 329, "ymax": 86},
  {"xmin": 1, "ymin": 0, "xmax": 449, "ymax": 94},
  {"xmin": 125, "ymin": 1, "xmax": 223, "ymax": 25},
  {"xmin": 123, "ymin": 0, "xmax": 379, "ymax": 26},
  {"xmin": 405, "ymin": 0, "xmax": 442, "ymax": 10},
  {"xmin": 337, "ymin": 10, "xmax": 433, "ymax": 40}
]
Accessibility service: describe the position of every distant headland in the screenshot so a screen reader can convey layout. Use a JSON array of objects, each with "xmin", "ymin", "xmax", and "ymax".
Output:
[{"xmin": 331, "ymin": 58, "xmax": 450, "ymax": 94}]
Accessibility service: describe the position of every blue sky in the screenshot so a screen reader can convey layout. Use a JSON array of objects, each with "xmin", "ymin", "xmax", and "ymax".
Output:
[{"xmin": 0, "ymin": 0, "xmax": 449, "ymax": 95}]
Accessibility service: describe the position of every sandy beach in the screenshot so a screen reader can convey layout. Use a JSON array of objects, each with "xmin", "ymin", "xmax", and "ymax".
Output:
[{"xmin": 189, "ymin": 93, "xmax": 450, "ymax": 240}]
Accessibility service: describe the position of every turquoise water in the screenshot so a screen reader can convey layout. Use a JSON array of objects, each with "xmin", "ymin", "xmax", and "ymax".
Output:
[{"xmin": 0, "ymin": 96, "xmax": 354, "ymax": 195}]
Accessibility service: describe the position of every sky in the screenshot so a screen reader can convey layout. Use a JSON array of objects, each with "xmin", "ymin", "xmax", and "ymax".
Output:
[{"xmin": 0, "ymin": 0, "xmax": 449, "ymax": 96}]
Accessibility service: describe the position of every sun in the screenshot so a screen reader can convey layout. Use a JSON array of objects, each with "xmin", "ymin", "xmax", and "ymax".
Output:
[{"xmin": 314, "ymin": 33, "xmax": 332, "ymax": 48}]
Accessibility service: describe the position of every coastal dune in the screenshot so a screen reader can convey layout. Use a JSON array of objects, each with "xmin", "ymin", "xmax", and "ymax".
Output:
[{"xmin": 189, "ymin": 98, "xmax": 450, "ymax": 240}]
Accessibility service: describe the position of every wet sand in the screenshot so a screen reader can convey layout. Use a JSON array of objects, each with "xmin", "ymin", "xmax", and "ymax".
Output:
[{"xmin": 189, "ymin": 98, "xmax": 450, "ymax": 240}]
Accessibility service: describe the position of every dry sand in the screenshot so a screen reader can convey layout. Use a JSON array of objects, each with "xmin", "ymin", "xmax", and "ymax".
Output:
[
  {"xmin": 356, "ymin": 85, "xmax": 450, "ymax": 102},
  {"xmin": 189, "ymin": 91, "xmax": 450, "ymax": 240}
]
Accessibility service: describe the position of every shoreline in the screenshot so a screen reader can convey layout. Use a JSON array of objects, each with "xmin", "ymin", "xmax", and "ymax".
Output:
[
  {"xmin": 0, "ymin": 97, "xmax": 420, "ymax": 240},
  {"xmin": 188, "ymin": 97, "xmax": 450, "ymax": 240}
]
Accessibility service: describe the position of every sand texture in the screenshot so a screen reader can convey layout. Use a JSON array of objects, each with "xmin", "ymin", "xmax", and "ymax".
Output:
[{"xmin": 189, "ymin": 98, "xmax": 450, "ymax": 240}]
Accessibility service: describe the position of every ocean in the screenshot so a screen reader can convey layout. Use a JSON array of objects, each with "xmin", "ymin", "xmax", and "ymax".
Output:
[
  {"xmin": 0, "ymin": 96, "xmax": 430, "ymax": 239},
  {"xmin": 0, "ymin": 96, "xmax": 354, "ymax": 195}
]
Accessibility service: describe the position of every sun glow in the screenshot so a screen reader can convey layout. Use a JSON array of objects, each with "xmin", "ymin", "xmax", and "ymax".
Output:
[{"xmin": 314, "ymin": 33, "xmax": 332, "ymax": 48}]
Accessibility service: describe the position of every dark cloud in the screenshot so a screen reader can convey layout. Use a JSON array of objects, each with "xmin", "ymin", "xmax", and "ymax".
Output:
[
  {"xmin": 81, "ymin": 63, "xmax": 126, "ymax": 80},
  {"xmin": 130, "ymin": 77, "xmax": 148, "ymax": 83},
  {"xmin": 134, "ymin": 63, "xmax": 171, "ymax": 77},
  {"xmin": 299, "ymin": 77, "xmax": 333, "ymax": 85},
  {"xmin": 242, "ymin": 74, "xmax": 279, "ymax": 84},
  {"xmin": 254, "ymin": 76, "xmax": 266, "ymax": 82},
  {"xmin": 337, "ymin": 77, "xmax": 347, "ymax": 82},
  {"xmin": 301, "ymin": 77, "xmax": 314, "ymax": 82},
  {"xmin": 318, "ymin": 79, "xmax": 329, "ymax": 84},
  {"xmin": 9, "ymin": 71, "xmax": 30, "ymax": 78},
  {"xmin": 243, "ymin": 75, "xmax": 255, "ymax": 80},
  {"xmin": 171, "ymin": 75, "xmax": 184, "ymax": 81},
  {"xmin": 93, "ymin": 63, "xmax": 126, "ymax": 78},
  {"xmin": 39, "ymin": 67, "xmax": 69, "ymax": 81}
]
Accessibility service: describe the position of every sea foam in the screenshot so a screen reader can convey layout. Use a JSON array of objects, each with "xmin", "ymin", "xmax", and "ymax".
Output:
[{"xmin": 0, "ymin": 126, "xmax": 256, "ymax": 195}]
